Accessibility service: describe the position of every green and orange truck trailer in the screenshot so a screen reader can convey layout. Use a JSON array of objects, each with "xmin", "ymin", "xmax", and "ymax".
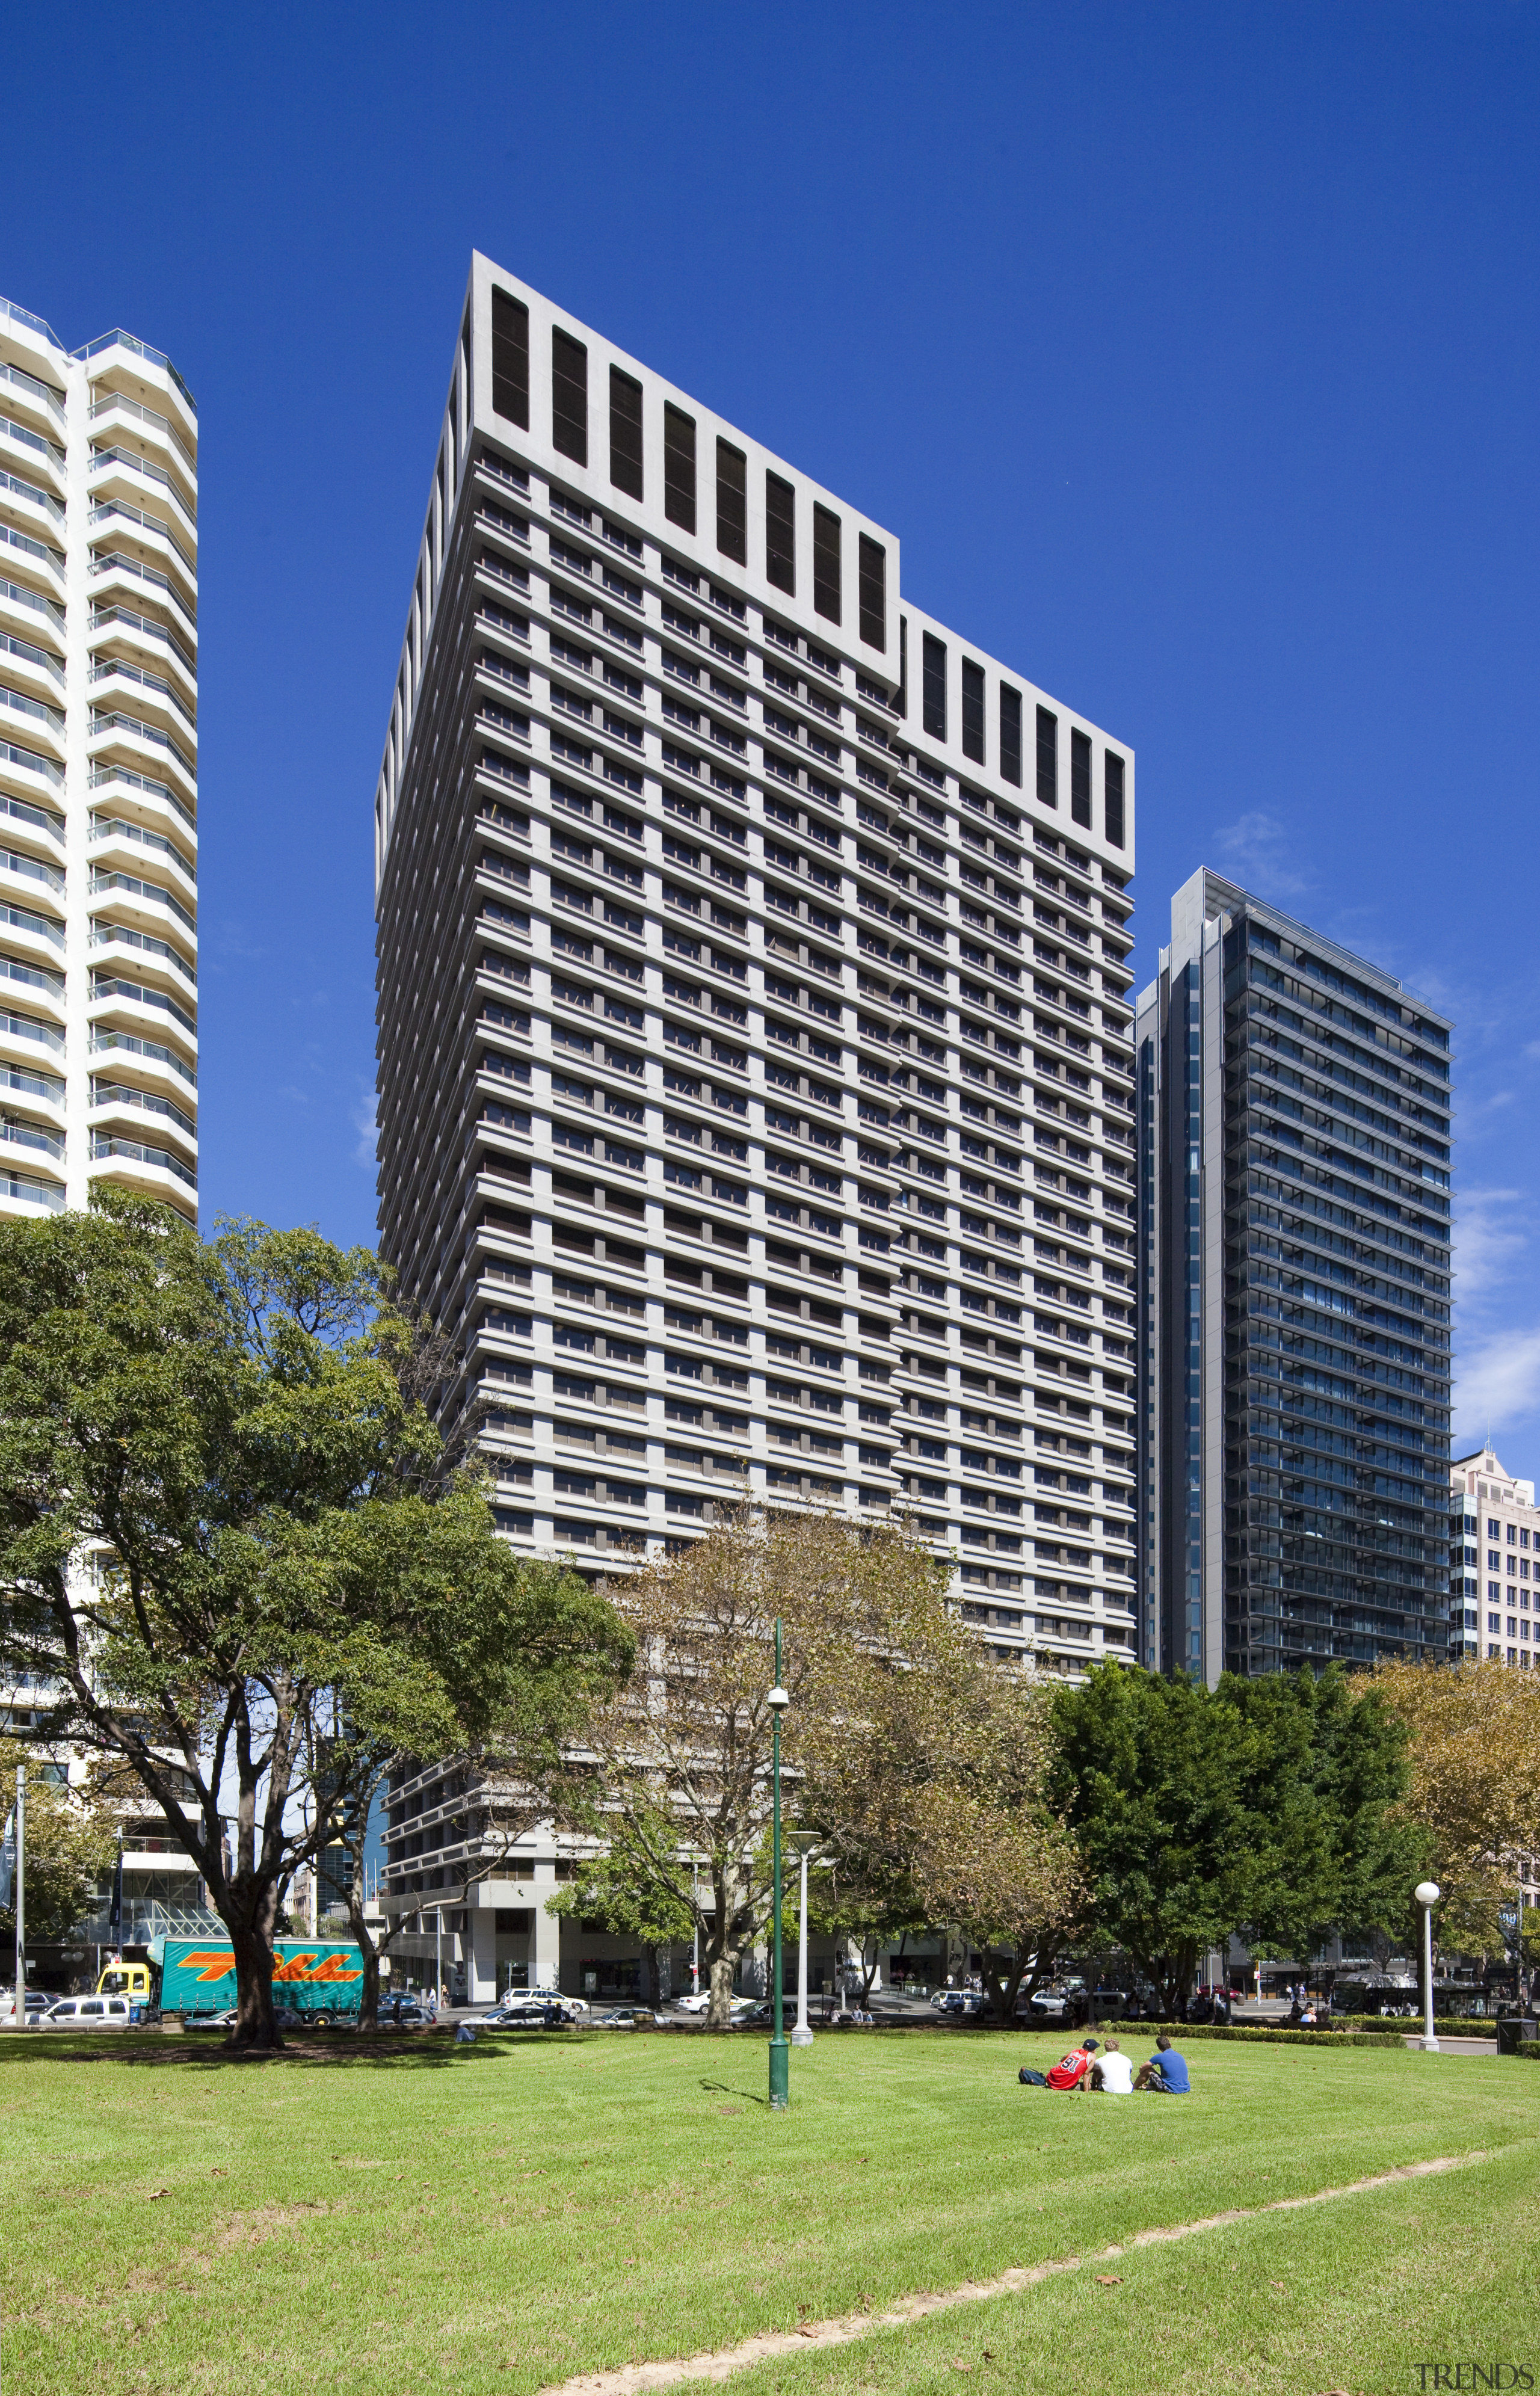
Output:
[{"xmin": 130, "ymin": 1935, "xmax": 366, "ymax": 2023}]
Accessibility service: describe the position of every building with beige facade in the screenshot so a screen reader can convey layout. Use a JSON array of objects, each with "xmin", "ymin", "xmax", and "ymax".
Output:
[{"xmin": 1450, "ymin": 1444, "xmax": 1536, "ymax": 1666}]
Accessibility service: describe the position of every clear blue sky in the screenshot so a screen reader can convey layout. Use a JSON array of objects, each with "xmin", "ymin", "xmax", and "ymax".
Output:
[{"xmin": 5, "ymin": 2, "xmax": 1537, "ymax": 1461}]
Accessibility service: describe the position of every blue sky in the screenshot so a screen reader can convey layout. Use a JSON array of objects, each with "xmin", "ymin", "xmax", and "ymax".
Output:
[{"xmin": 5, "ymin": 1, "xmax": 1538, "ymax": 1462}]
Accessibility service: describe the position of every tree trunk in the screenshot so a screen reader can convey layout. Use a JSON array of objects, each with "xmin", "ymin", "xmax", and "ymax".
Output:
[
  {"xmin": 228, "ymin": 1909, "xmax": 280, "ymax": 2050},
  {"xmin": 348, "ymin": 1892, "xmax": 383, "ymax": 2032},
  {"xmin": 706, "ymin": 1945, "xmax": 738, "ymax": 2029}
]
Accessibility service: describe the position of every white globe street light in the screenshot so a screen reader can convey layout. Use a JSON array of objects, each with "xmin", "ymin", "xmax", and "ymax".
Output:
[{"xmin": 1415, "ymin": 1880, "xmax": 1441, "ymax": 2052}]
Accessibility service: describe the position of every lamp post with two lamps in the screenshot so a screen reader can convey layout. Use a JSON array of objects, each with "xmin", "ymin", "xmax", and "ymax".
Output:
[{"xmin": 766, "ymin": 1624, "xmax": 790, "ymax": 2110}]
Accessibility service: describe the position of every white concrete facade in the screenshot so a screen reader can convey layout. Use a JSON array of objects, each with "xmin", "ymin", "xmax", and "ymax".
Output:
[
  {"xmin": 1450, "ymin": 1444, "xmax": 1537, "ymax": 1667},
  {"xmin": 0, "ymin": 295, "xmax": 198, "ymax": 1228},
  {"xmin": 372, "ymin": 257, "xmax": 1139, "ymax": 1994}
]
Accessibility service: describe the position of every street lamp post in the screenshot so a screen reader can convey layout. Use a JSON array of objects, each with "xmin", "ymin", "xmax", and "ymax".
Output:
[
  {"xmin": 791, "ymin": 1846, "xmax": 816, "ymax": 2048},
  {"xmin": 766, "ymin": 1621, "xmax": 790, "ymax": 2111},
  {"xmin": 1415, "ymin": 1881, "xmax": 1441, "ymax": 2052}
]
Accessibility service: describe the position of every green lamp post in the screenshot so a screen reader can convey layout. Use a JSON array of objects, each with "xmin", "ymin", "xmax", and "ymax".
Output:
[{"xmin": 767, "ymin": 1619, "xmax": 790, "ymax": 2111}]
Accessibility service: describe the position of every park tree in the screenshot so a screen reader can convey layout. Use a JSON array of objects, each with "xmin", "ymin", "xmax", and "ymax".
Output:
[
  {"xmin": 550, "ymin": 1798, "xmax": 698, "ymax": 2007},
  {"xmin": 0, "ymin": 1738, "xmax": 115, "ymax": 1948},
  {"xmin": 1053, "ymin": 1663, "xmax": 1421, "ymax": 2013},
  {"xmin": 578, "ymin": 1503, "xmax": 944, "ymax": 2028},
  {"xmin": 1372, "ymin": 1657, "xmax": 1540, "ymax": 1966},
  {"xmin": 0, "ymin": 1196, "xmax": 629, "ymax": 2047},
  {"xmin": 803, "ymin": 1616, "xmax": 1082, "ymax": 2023}
]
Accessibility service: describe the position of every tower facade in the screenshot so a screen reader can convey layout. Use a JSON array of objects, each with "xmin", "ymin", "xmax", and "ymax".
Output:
[
  {"xmin": 1137, "ymin": 869, "xmax": 1452, "ymax": 1683},
  {"xmin": 372, "ymin": 254, "xmax": 1142, "ymax": 1995},
  {"xmin": 0, "ymin": 294, "xmax": 199, "ymax": 1226}
]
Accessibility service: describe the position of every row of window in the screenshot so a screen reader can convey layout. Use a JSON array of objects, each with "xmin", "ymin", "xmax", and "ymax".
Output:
[
  {"xmin": 916, "ymin": 634, "xmax": 1125, "ymax": 849},
  {"xmin": 491, "ymin": 287, "xmax": 889, "ymax": 648}
]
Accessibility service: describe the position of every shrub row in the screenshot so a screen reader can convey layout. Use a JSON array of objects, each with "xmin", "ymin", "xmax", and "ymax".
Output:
[{"xmin": 1114, "ymin": 2022, "xmax": 1393, "ymax": 2049}]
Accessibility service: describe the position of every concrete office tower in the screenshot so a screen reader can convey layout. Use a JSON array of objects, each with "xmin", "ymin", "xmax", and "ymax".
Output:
[
  {"xmin": 373, "ymin": 256, "xmax": 1140, "ymax": 1995},
  {"xmin": 1137, "ymin": 870, "xmax": 1452, "ymax": 1685},
  {"xmin": 1450, "ymin": 1446, "xmax": 1538, "ymax": 1667},
  {"xmin": 373, "ymin": 259, "xmax": 1140, "ymax": 1997},
  {"xmin": 0, "ymin": 296, "xmax": 199, "ymax": 1227}
]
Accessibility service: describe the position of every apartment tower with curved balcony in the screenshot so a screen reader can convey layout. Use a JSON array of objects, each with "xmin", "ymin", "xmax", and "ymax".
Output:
[{"xmin": 0, "ymin": 294, "xmax": 198, "ymax": 1227}]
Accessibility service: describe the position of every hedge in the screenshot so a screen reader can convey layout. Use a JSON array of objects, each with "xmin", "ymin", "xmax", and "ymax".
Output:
[{"xmin": 1107, "ymin": 2022, "xmax": 1387, "ymax": 2048}]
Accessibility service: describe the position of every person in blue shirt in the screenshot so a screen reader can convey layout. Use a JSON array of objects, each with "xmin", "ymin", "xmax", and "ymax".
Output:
[{"xmin": 1135, "ymin": 2034, "xmax": 1191, "ymax": 2093}]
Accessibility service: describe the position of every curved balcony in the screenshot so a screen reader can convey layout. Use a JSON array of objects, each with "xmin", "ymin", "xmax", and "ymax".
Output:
[
  {"xmin": 88, "ymin": 445, "xmax": 197, "ymax": 540},
  {"xmin": 86, "ymin": 502, "xmax": 196, "ymax": 606},
  {"xmin": 90, "ymin": 813, "xmax": 196, "ymax": 892},
  {"xmin": 0, "ymin": 789, "xmax": 64, "ymax": 858},
  {"xmin": 90, "ymin": 919, "xmax": 197, "ymax": 990},
  {"xmin": 89, "ymin": 1027, "xmax": 197, "ymax": 1097},
  {"xmin": 80, "ymin": 331, "xmax": 198, "ymax": 438},
  {"xmin": 90, "ymin": 1080, "xmax": 197, "ymax": 1148},
  {"xmin": 88, "ymin": 603, "xmax": 196, "ymax": 695},
  {"xmin": 0, "ymin": 950, "xmax": 64, "ymax": 1024},
  {"xmin": 0, "ymin": 416, "xmax": 66, "ymax": 496},
  {"xmin": 0, "ymin": 1061, "xmax": 64, "ymax": 1116},
  {"xmin": 88, "ymin": 549, "xmax": 197, "ymax": 637},
  {"xmin": 89, "ymin": 655, "xmax": 197, "ymax": 741},
  {"xmin": 0, "ymin": 1163, "xmax": 63, "ymax": 1212},
  {"xmin": 87, "ymin": 391, "xmax": 197, "ymax": 491},
  {"xmin": 0, "ymin": 466, "xmax": 64, "ymax": 534},
  {"xmin": 88, "ymin": 867, "xmax": 196, "ymax": 940},
  {"xmin": 1, "ymin": 627, "xmax": 64, "ymax": 704},
  {"xmin": 0, "ymin": 573, "xmax": 64, "ymax": 645},
  {"xmin": 0, "ymin": 359, "xmax": 65, "ymax": 434},
  {"xmin": 1, "ymin": 524, "xmax": 64, "ymax": 597},
  {"xmin": 88, "ymin": 709, "xmax": 196, "ymax": 802},
  {"xmin": 89, "ymin": 1133, "xmax": 197, "ymax": 1218},
  {"xmin": 88, "ymin": 969, "xmax": 197, "ymax": 1047},
  {"xmin": 0, "ymin": 679, "xmax": 64, "ymax": 759},
  {"xmin": 1, "ymin": 1113, "xmax": 64, "ymax": 1163},
  {"xmin": 88, "ymin": 764, "xmax": 197, "ymax": 842}
]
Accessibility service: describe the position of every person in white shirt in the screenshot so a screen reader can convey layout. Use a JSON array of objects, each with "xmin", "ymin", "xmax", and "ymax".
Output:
[{"xmin": 1091, "ymin": 2039, "xmax": 1134, "ymax": 2094}]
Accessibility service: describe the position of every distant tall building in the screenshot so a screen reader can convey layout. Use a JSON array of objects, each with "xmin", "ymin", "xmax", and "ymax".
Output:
[
  {"xmin": 1136, "ymin": 869, "xmax": 1452, "ymax": 1684},
  {"xmin": 371, "ymin": 255, "xmax": 1140, "ymax": 1998},
  {"xmin": 0, "ymin": 294, "xmax": 199, "ymax": 1225},
  {"xmin": 1450, "ymin": 1445, "xmax": 1536, "ymax": 1667}
]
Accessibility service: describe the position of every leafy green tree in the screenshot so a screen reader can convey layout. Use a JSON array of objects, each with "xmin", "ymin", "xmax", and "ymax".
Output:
[
  {"xmin": 1051, "ymin": 1665, "xmax": 1263, "ymax": 2015},
  {"xmin": 0, "ymin": 1196, "xmax": 629, "ymax": 2047},
  {"xmin": 550, "ymin": 1801, "xmax": 698, "ymax": 2006},
  {"xmin": 1052, "ymin": 1663, "xmax": 1420, "ymax": 2013},
  {"xmin": 0, "ymin": 1740, "xmax": 115, "ymax": 1950}
]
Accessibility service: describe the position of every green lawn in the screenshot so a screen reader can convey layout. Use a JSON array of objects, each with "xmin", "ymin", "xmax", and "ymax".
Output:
[{"xmin": 2, "ymin": 2028, "xmax": 1536, "ymax": 2395}]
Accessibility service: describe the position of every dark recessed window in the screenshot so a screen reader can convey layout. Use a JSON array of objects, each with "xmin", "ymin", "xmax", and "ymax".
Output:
[
  {"xmin": 1071, "ymin": 728, "xmax": 1092, "ymax": 828},
  {"xmin": 716, "ymin": 439, "xmax": 747, "ymax": 564},
  {"xmin": 858, "ymin": 535, "xmax": 886, "ymax": 650},
  {"xmin": 664, "ymin": 404, "xmax": 697, "ymax": 533},
  {"xmin": 1104, "ymin": 750, "xmax": 1126, "ymax": 849},
  {"xmin": 922, "ymin": 634, "xmax": 947, "ymax": 741},
  {"xmin": 1036, "ymin": 706, "xmax": 1058, "ymax": 809},
  {"xmin": 897, "ymin": 617, "xmax": 908, "ymax": 718},
  {"xmin": 766, "ymin": 473, "xmax": 796, "ymax": 594},
  {"xmin": 961, "ymin": 659, "xmax": 985, "ymax": 764},
  {"xmin": 1000, "ymin": 685, "xmax": 1022, "ymax": 787},
  {"xmin": 552, "ymin": 328, "xmax": 588, "ymax": 466},
  {"xmin": 609, "ymin": 368, "xmax": 643, "ymax": 500},
  {"xmin": 813, "ymin": 505, "xmax": 842, "ymax": 623},
  {"xmin": 491, "ymin": 289, "xmax": 529, "ymax": 430}
]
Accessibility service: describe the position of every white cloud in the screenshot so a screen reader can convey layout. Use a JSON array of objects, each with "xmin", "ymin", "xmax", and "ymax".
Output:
[
  {"xmin": 1456, "ymin": 1323, "xmax": 1540, "ymax": 1440},
  {"xmin": 353, "ymin": 1088, "xmax": 377, "ymax": 1169},
  {"xmin": 1212, "ymin": 810, "xmax": 1311, "ymax": 901},
  {"xmin": 1453, "ymin": 1187, "xmax": 1531, "ymax": 1301}
]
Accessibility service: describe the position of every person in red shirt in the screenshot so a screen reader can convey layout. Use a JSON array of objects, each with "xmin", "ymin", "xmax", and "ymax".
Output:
[{"xmin": 1046, "ymin": 2037, "xmax": 1099, "ymax": 2089}]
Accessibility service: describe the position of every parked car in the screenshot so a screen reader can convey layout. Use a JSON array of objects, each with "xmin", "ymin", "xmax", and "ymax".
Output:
[
  {"xmin": 0, "ymin": 1986, "xmax": 56, "ymax": 2022},
  {"xmin": 494, "ymin": 1998, "xmax": 571, "ymax": 2028},
  {"xmin": 37, "ymin": 1995, "xmax": 134, "ymax": 2029},
  {"xmin": 673, "ymin": 1992, "xmax": 712, "ymax": 2014},
  {"xmin": 374, "ymin": 1994, "xmax": 431, "ymax": 2027},
  {"xmin": 185, "ymin": 2003, "xmax": 318, "ymax": 2034},
  {"xmin": 929, "ymin": 1989, "xmax": 985, "ymax": 2017},
  {"xmin": 596, "ymin": 2006, "xmax": 662, "ymax": 2029}
]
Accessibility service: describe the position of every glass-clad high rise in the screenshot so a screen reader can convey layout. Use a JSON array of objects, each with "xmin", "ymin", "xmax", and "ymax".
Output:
[{"xmin": 1136, "ymin": 869, "xmax": 1452, "ymax": 1683}]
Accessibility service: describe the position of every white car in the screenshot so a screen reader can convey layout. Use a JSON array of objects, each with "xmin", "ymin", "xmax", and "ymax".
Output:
[
  {"xmin": 673, "ymin": 1992, "xmax": 711, "ymax": 2013},
  {"xmin": 37, "ymin": 1995, "xmax": 134, "ymax": 2029}
]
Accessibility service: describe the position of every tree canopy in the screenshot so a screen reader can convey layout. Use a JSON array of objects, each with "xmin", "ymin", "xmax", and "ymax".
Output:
[
  {"xmin": 1372, "ymin": 1657, "xmax": 1540, "ymax": 1961},
  {"xmin": 0, "ymin": 1195, "xmax": 629, "ymax": 2043}
]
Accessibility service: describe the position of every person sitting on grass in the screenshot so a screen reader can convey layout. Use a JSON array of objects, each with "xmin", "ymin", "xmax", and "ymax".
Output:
[
  {"xmin": 1134, "ymin": 2034, "xmax": 1191, "ymax": 2093},
  {"xmin": 1090, "ymin": 2039, "xmax": 1133, "ymax": 2093},
  {"xmin": 1019, "ymin": 2037, "xmax": 1100, "ymax": 2090}
]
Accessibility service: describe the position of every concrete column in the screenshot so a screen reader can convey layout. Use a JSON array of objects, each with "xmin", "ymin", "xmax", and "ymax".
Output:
[
  {"xmin": 532, "ymin": 1885, "xmax": 561, "ymax": 1992},
  {"xmin": 467, "ymin": 1905, "xmax": 497, "ymax": 2006}
]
